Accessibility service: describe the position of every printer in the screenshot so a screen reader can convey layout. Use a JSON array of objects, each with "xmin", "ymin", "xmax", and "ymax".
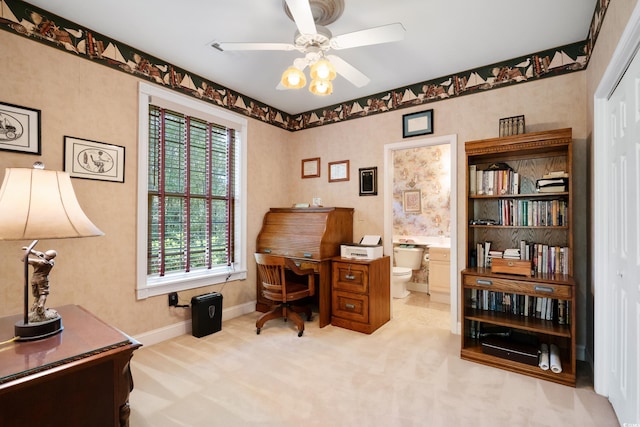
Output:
[{"xmin": 340, "ymin": 235, "xmax": 384, "ymax": 260}]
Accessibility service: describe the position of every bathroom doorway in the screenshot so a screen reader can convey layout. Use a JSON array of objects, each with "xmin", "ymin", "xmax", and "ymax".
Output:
[{"xmin": 383, "ymin": 134, "xmax": 458, "ymax": 334}]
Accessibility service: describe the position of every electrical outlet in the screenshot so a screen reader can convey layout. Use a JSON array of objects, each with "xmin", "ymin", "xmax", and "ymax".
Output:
[{"xmin": 168, "ymin": 292, "xmax": 178, "ymax": 307}]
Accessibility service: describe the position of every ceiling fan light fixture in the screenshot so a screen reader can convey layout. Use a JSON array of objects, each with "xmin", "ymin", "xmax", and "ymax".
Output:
[
  {"xmin": 309, "ymin": 78, "xmax": 333, "ymax": 96},
  {"xmin": 310, "ymin": 58, "xmax": 336, "ymax": 81},
  {"xmin": 281, "ymin": 66, "xmax": 307, "ymax": 89}
]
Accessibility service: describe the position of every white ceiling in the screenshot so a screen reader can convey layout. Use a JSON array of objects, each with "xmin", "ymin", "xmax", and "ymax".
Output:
[{"xmin": 25, "ymin": 0, "xmax": 596, "ymax": 115}]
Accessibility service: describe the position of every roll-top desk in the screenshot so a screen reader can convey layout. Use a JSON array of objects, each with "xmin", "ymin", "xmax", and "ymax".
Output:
[{"xmin": 255, "ymin": 207, "xmax": 354, "ymax": 327}]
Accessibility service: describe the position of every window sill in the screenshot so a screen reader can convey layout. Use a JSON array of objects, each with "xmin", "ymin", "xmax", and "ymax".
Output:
[{"xmin": 136, "ymin": 268, "xmax": 247, "ymax": 299}]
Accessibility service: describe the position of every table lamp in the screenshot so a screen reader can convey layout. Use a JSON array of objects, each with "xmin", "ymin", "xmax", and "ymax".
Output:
[{"xmin": 0, "ymin": 162, "xmax": 104, "ymax": 341}]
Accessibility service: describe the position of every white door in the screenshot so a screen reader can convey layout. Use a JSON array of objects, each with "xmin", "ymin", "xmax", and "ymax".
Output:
[{"xmin": 603, "ymin": 46, "xmax": 640, "ymax": 424}]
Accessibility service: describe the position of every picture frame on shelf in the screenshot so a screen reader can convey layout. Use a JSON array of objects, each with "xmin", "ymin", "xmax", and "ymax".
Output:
[
  {"xmin": 301, "ymin": 157, "xmax": 320, "ymax": 178},
  {"xmin": 402, "ymin": 109, "xmax": 433, "ymax": 138},
  {"xmin": 328, "ymin": 160, "xmax": 349, "ymax": 182},
  {"xmin": 64, "ymin": 136, "xmax": 125, "ymax": 183},
  {"xmin": 359, "ymin": 167, "xmax": 377, "ymax": 196},
  {"xmin": 402, "ymin": 189, "xmax": 422, "ymax": 213},
  {"xmin": 0, "ymin": 101, "xmax": 41, "ymax": 155}
]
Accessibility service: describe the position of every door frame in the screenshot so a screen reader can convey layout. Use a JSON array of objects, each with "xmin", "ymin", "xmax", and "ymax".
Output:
[
  {"xmin": 383, "ymin": 134, "xmax": 459, "ymax": 333},
  {"xmin": 593, "ymin": 2, "xmax": 640, "ymax": 396}
]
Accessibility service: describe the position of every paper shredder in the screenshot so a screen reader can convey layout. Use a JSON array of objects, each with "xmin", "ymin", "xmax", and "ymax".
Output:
[{"xmin": 191, "ymin": 292, "xmax": 223, "ymax": 338}]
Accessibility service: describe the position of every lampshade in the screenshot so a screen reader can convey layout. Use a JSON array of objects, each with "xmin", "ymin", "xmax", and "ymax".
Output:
[
  {"xmin": 310, "ymin": 58, "xmax": 336, "ymax": 81},
  {"xmin": 280, "ymin": 66, "xmax": 307, "ymax": 89},
  {"xmin": 309, "ymin": 79, "xmax": 333, "ymax": 96},
  {"xmin": 0, "ymin": 166, "xmax": 104, "ymax": 240}
]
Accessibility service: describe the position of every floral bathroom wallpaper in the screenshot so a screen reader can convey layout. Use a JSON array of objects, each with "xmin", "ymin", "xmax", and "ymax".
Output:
[{"xmin": 393, "ymin": 144, "xmax": 451, "ymax": 238}]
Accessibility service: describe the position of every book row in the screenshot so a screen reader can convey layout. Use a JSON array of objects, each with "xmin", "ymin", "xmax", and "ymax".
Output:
[
  {"xmin": 469, "ymin": 165, "xmax": 519, "ymax": 196},
  {"xmin": 497, "ymin": 199, "xmax": 568, "ymax": 226},
  {"xmin": 472, "ymin": 241, "xmax": 570, "ymax": 275},
  {"xmin": 468, "ymin": 288, "xmax": 571, "ymax": 325}
]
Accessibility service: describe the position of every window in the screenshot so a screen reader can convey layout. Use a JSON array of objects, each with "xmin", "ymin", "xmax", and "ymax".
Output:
[{"xmin": 137, "ymin": 83, "xmax": 247, "ymax": 299}]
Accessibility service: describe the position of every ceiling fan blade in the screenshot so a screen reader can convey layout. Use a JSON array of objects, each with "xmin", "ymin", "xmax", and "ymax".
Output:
[
  {"xmin": 330, "ymin": 23, "xmax": 405, "ymax": 50},
  {"xmin": 284, "ymin": 0, "xmax": 317, "ymax": 35},
  {"xmin": 215, "ymin": 42, "xmax": 296, "ymax": 51},
  {"xmin": 327, "ymin": 55, "xmax": 370, "ymax": 88}
]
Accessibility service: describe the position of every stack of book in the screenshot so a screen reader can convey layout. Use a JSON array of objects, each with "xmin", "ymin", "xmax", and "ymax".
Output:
[
  {"xmin": 536, "ymin": 171, "xmax": 568, "ymax": 193},
  {"xmin": 503, "ymin": 248, "xmax": 520, "ymax": 259}
]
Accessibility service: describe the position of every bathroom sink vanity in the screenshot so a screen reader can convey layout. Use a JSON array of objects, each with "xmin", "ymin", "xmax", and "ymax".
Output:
[{"xmin": 428, "ymin": 245, "xmax": 451, "ymax": 303}]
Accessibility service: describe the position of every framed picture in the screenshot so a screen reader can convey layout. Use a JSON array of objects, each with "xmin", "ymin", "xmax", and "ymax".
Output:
[
  {"xmin": 328, "ymin": 160, "xmax": 349, "ymax": 182},
  {"xmin": 301, "ymin": 157, "xmax": 320, "ymax": 178},
  {"xmin": 0, "ymin": 101, "xmax": 41, "ymax": 155},
  {"xmin": 359, "ymin": 167, "xmax": 377, "ymax": 196},
  {"xmin": 402, "ymin": 189, "xmax": 422, "ymax": 213},
  {"xmin": 402, "ymin": 109, "xmax": 433, "ymax": 138},
  {"xmin": 64, "ymin": 136, "xmax": 125, "ymax": 183}
]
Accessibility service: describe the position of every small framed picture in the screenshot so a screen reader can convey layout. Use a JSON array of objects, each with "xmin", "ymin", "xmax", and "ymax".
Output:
[
  {"xmin": 0, "ymin": 101, "xmax": 41, "ymax": 155},
  {"xmin": 403, "ymin": 189, "xmax": 422, "ymax": 213},
  {"xmin": 328, "ymin": 160, "xmax": 349, "ymax": 183},
  {"xmin": 402, "ymin": 109, "xmax": 433, "ymax": 138},
  {"xmin": 301, "ymin": 157, "xmax": 320, "ymax": 178},
  {"xmin": 359, "ymin": 167, "xmax": 377, "ymax": 196},
  {"xmin": 64, "ymin": 136, "xmax": 125, "ymax": 183}
]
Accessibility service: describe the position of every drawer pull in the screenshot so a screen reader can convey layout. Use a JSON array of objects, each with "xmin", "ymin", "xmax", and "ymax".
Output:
[
  {"xmin": 535, "ymin": 285, "xmax": 554, "ymax": 293},
  {"xmin": 345, "ymin": 303, "xmax": 355, "ymax": 309},
  {"xmin": 264, "ymin": 248, "xmax": 271, "ymax": 253},
  {"xmin": 303, "ymin": 252, "xmax": 312, "ymax": 258},
  {"xmin": 345, "ymin": 274, "xmax": 356, "ymax": 280},
  {"xmin": 476, "ymin": 279, "xmax": 493, "ymax": 286}
]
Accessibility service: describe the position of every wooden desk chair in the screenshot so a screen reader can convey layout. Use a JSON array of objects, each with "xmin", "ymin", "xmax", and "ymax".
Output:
[{"xmin": 254, "ymin": 253, "xmax": 315, "ymax": 337}]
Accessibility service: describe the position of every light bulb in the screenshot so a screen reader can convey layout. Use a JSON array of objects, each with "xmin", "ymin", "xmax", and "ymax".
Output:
[
  {"xmin": 310, "ymin": 59, "xmax": 336, "ymax": 81},
  {"xmin": 287, "ymin": 73, "xmax": 300, "ymax": 86},
  {"xmin": 316, "ymin": 81, "xmax": 328, "ymax": 93}
]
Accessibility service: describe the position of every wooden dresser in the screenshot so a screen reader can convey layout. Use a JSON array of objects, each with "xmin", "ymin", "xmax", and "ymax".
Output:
[
  {"xmin": 0, "ymin": 305, "xmax": 141, "ymax": 427},
  {"xmin": 331, "ymin": 256, "xmax": 390, "ymax": 334},
  {"xmin": 256, "ymin": 207, "xmax": 354, "ymax": 327}
]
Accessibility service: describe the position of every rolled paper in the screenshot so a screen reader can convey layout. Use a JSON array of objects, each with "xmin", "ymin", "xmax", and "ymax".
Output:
[
  {"xmin": 539, "ymin": 343, "xmax": 550, "ymax": 370},
  {"xmin": 550, "ymin": 344, "xmax": 562, "ymax": 373}
]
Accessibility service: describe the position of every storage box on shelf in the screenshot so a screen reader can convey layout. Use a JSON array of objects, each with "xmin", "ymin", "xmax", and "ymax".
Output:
[{"xmin": 462, "ymin": 128, "xmax": 576, "ymax": 387}]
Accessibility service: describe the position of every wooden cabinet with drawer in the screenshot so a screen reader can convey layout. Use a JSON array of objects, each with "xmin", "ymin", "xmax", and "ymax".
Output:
[{"xmin": 331, "ymin": 256, "xmax": 390, "ymax": 334}]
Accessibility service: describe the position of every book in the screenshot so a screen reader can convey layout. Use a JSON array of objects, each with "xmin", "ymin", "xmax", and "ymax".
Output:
[
  {"xmin": 476, "ymin": 170, "xmax": 484, "ymax": 195},
  {"xmin": 469, "ymin": 165, "xmax": 477, "ymax": 195},
  {"xmin": 543, "ymin": 171, "xmax": 569, "ymax": 179}
]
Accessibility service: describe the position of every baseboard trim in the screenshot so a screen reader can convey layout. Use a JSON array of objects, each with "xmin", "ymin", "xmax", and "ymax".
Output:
[{"xmin": 133, "ymin": 300, "xmax": 256, "ymax": 346}]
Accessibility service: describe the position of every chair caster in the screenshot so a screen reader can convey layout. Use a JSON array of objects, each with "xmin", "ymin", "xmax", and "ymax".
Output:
[
  {"xmin": 256, "ymin": 328, "xmax": 261, "ymax": 335},
  {"xmin": 298, "ymin": 330, "xmax": 304, "ymax": 337}
]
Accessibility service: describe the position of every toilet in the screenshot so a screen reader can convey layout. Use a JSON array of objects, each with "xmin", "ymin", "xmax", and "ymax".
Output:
[{"xmin": 392, "ymin": 246, "xmax": 425, "ymax": 298}]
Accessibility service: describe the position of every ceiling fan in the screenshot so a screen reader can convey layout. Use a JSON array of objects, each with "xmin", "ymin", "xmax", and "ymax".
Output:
[{"xmin": 214, "ymin": 0, "xmax": 405, "ymax": 94}]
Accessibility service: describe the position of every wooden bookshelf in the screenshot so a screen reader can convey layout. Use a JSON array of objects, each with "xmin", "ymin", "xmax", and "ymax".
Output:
[{"xmin": 461, "ymin": 128, "xmax": 576, "ymax": 387}]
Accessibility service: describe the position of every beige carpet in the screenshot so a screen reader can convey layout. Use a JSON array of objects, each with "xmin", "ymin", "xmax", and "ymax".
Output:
[{"xmin": 129, "ymin": 293, "xmax": 618, "ymax": 426}]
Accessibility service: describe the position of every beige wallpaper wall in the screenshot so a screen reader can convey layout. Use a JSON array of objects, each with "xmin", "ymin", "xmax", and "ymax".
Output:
[
  {"xmin": 0, "ymin": 30, "xmax": 292, "ymax": 335},
  {"xmin": 1, "ymin": 17, "xmax": 596, "ymax": 348}
]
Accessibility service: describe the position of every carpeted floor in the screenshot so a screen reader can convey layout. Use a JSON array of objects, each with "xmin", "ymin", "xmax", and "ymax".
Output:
[{"xmin": 128, "ymin": 292, "xmax": 619, "ymax": 426}]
